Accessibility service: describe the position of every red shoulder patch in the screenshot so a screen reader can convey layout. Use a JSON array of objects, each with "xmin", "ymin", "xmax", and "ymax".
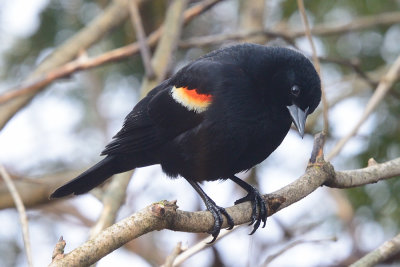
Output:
[{"xmin": 171, "ymin": 86, "xmax": 212, "ymax": 112}]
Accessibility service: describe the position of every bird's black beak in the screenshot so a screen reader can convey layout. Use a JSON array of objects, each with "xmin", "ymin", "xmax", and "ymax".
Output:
[{"xmin": 287, "ymin": 104, "xmax": 309, "ymax": 138}]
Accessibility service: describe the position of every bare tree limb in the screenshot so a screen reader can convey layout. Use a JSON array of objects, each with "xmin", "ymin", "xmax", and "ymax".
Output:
[
  {"xmin": 0, "ymin": 0, "xmax": 222, "ymax": 107},
  {"xmin": 47, "ymin": 132, "xmax": 400, "ymax": 266},
  {"xmin": 327, "ymin": 157, "xmax": 400, "ymax": 188},
  {"xmin": 178, "ymin": 29, "xmax": 294, "ymax": 48},
  {"xmin": 139, "ymin": 0, "xmax": 189, "ymax": 95},
  {"xmin": 0, "ymin": 0, "xmax": 135, "ymax": 130},
  {"xmin": 297, "ymin": 0, "xmax": 329, "ymax": 134},
  {"xmin": 327, "ymin": 54, "xmax": 400, "ymax": 160},
  {"xmin": 0, "ymin": 165, "xmax": 33, "ymax": 267},
  {"xmin": 2, "ymin": 3, "xmax": 393, "ymax": 112},
  {"xmin": 0, "ymin": 169, "xmax": 83, "ymax": 210},
  {"xmin": 350, "ymin": 232, "xmax": 400, "ymax": 267},
  {"xmin": 238, "ymin": 0, "xmax": 266, "ymax": 44},
  {"xmin": 128, "ymin": 0, "xmax": 155, "ymax": 79},
  {"xmin": 293, "ymin": 11, "xmax": 400, "ymax": 38},
  {"xmin": 179, "ymin": 11, "xmax": 400, "ymax": 48}
]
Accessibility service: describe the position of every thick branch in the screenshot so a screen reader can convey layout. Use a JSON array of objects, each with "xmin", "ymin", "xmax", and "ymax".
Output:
[
  {"xmin": 48, "ymin": 148, "xmax": 400, "ymax": 266},
  {"xmin": 0, "ymin": 170, "xmax": 82, "ymax": 210},
  {"xmin": 48, "ymin": 161, "xmax": 332, "ymax": 266}
]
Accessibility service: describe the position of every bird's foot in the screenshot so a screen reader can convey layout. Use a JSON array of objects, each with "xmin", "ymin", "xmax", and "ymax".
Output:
[
  {"xmin": 204, "ymin": 197, "xmax": 235, "ymax": 243},
  {"xmin": 234, "ymin": 185, "xmax": 267, "ymax": 234}
]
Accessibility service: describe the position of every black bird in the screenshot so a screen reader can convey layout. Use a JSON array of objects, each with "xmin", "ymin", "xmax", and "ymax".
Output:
[{"xmin": 51, "ymin": 43, "xmax": 321, "ymax": 242}]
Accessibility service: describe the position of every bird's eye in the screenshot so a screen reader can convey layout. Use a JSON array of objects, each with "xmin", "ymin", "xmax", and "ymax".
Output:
[{"xmin": 291, "ymin": 85, "xmax": 301, "ymax": 97}]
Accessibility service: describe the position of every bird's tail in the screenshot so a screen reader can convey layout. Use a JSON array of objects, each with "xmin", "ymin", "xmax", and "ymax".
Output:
[{"xmin": 50, "ymin": 156, "xmax": 122, "ymax": 198}]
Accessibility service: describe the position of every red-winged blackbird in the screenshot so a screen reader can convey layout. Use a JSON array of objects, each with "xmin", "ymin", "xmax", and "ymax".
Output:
[{"xmin": 51, "ymin": 43, "xmax": 321, "ymax": 242}]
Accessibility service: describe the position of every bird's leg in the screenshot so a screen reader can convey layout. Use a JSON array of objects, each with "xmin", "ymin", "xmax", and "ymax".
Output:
[
  {"xmin": 229, "ymin": 175, "xmax": 267, "ymax": 234},
  {"xmin": 186, "ymin": 179, "xmax": 234, "ymax": 243}
]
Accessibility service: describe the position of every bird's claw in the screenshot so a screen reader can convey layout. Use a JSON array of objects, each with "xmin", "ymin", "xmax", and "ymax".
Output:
[
  {"xmin": 234, "ymin": 185, "xmax": 267, "ymax": 234},
  {"xmin": 205, "ymin": 198, "xmax": 235, "ymax": 243}
]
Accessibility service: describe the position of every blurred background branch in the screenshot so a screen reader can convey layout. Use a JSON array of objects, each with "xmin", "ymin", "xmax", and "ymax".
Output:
[{"xmin": 1, "ymin": 0, "xmax": 400, "ymax": 266}]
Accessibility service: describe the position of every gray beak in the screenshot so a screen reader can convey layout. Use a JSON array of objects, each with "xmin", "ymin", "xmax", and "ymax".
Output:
[{"xmin": 287, "ymin": 104, "xmax": 309, "ymax": 138}]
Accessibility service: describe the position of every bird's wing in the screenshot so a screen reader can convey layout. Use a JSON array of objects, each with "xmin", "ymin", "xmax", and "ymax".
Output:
[{"xmin": 101, "ymin": 60, "xmax": 231, "ymax": 155}]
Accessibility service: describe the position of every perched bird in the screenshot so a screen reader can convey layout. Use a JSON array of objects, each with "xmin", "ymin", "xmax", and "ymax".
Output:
[{"xmin": 51, "ymin": 43, "xmax": 321, "ymax": 242}]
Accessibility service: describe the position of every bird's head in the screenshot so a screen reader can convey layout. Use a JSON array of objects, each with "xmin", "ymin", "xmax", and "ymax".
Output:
[{"xmin": 260, "ymin": 47, "xmax": 321, "ymax": 138}]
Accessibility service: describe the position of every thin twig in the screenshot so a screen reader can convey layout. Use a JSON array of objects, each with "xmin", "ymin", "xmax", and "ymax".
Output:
[
  {"xmin": 263, "ymin": 237, "xmax": 337, "ymax": 266},
  {"xmin": 350, "ymin": 232, "xmax": 400, "ymax": 267},
  {"xmin": 327, "ymin": 54, "xmax": 400, "ymax": 160},
  {"xmin": 139, "ymin": 0, "xmax": 189, "ymax": 95},
  {"xmin": 128, "ymin": 0, "xmax": 155, "ymax": 79},
  {"xmin": 291, "ymin": 11, "xmax": 400, "ymax": 38},
  {"xmin": 179, "ymin": 11, "xmax": 400, "ymax": 48},
  {"xmin": 297, "ymin": 0, "xmax": 329, "ymax": 134},
  {"xmin": 172, "ymin": 226, "xmax": 240, "ymax": 266},
  {"xmin": 0, "ymin": 0, "xmax": 133, "ymax": 130},
  {"xmin": 51, "ymin": 236, "xmax": 66, "ymax": 261},
  {"xmin": 0, "ymin": 165, "xmax": 33, "ymax": 267},
  {"xmin": 162, "ymin": 242, "xmax": 184, "ymax": 267},
  {"xmin": 179, "ymin": 29, "xmax": 294, "ymax": 48}
]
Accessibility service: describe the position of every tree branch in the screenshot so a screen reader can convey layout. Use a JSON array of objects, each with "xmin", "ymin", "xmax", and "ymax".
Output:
[
  {"xmin": 0, "ymin": 0, "xmax": 134, "ymax": 130},
  {"xmin": 0, "ymin": 0, "xmax": 222, "ymax": 107},
  {"xmin": 179, "ymin": 11, "xmax": 400, "ymax": 48},
  {"xmin": 139, "ymin": 0, "xmax": 188, "ymax": 95},
  {"xmin": 327, "ymin": 54, "xmax": 400, "ymax": 160},
  {"xmin": 128, "ymin": 0, "xmax": 155, "ymax": 79},
  {"xmin": 327, "ymin": 157, "xmax": 400, "ymax": 188},
  {"xmin": 350, "ymin": 232, "xmax": 400, "ymax": 267},
  {"xmin": 297, "ymin": 0, "xmax": 329, "ymax": 134},
  {"xmin": 0, "ymin": 165, "xmax": 33, "ymax": 267},
  {"xmin": 262, "ymin": 237, "xmax": 337, "ymax": 266},
  {"xmin": 0, "ymin": 169, "xmax": 83, "ymax": 210},
  {"xmin": 47, "ymin": 132, "xmax": 400, "ymax": 266}
]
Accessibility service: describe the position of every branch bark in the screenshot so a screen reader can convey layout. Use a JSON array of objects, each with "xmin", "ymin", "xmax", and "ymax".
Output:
[
  {"xmin": 327, "ymin": 157, "xmax": 400, "ymax": 188},
  {"xmin": 48, "ymin": 136, "xmax": 400, "ymax": 266}
]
